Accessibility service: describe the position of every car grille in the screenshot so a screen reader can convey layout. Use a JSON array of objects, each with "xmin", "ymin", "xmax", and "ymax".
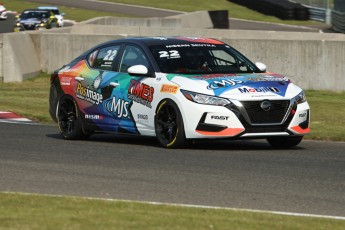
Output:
[
  {"xmin": 22, "ymin": 23, "xmax": 37, "ymax": 30},
  {"xmin": 240, "ymin": 100, "xmax": 290, "ymax": 124}
]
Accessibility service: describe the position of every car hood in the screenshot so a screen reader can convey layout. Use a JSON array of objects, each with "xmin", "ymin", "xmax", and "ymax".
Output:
[
  {"xmin": 19, "ymin": 18, "xmax": 42, "ymax": 24},
  {"xmin": 168, "ymin": 73, "xmax": 298, "ymax": 99}
]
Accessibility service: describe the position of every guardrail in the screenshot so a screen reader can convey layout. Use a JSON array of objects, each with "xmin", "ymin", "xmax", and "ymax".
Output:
[
  {"xmin": 228, "ymin": 0, "xmax": 309, "ymax": 20},
  {"xmin": 332, "ymin": 10, "xmax": 345, "ymax": 33},
  {"xmin": 305, "ymin": 5, "xmax": 326, "ymax": 21}
]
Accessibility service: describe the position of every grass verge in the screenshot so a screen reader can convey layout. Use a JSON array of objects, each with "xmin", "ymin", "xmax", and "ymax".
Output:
[
  {"xmin": 3, "ymin": 0, "xmax": 324, "ymax": 25},
  {"xmin": 100, "ymin": 0, "xmax": 324, "ymax": 26},
  {"xmin": 2, "ymin": 0, "xmax": 134, "ymax": 22},
  {"xmin": 0, "ymin": 73, "xmax": 344, "ymax": 141},
  {"xmin": 0, "ymin": 192, "xmax": 344, "ymax": 230}
]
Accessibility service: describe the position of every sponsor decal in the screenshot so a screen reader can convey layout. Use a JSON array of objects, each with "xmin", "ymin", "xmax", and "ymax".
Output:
[
  {"xmin": 247, "ymin": 75, "xmax": 289, "ymax": 82},
  {"xmin": 128, "ymin": 80, "xmax": 154, "ymax": 108},
  {"xmin": 160, "ymin": 84, "xmax": 179, "ymax": 94},
  {"xmin": 137, "ymin": 114, "xmax": 149, "ymax": 123},
  {"xmin": 60, "ymin": 77, "xmax": 72, "ymax": 86},
  {"xmin": 165, "ymin": 44, "xmax": 216, "ymax": 48},
  {"xmin": 299, "ymin": 113, "xmax": 307, "ymax": 118},
  {"xmin": 85, "ymin": 114, "xmax": 103, "ymax": 120},
  {"xmin": 238, "ymin": 87, "xmax": 280, "ymax": 94},
  {"xmin": 198, "ymin": 74, "xmax": 238, "ymax": 80},
  {"xmin": 104, "ymin": 96, "xmax": 130, "ymax": 118},
  {"xmin": 76, "ymin": 82, "xmax": 103, "ymax": 105},
  {"xmin": 207, "ymin": 79, "xmax": 242, "ymax": 89},
  {"xmin": 211, "ymin": 115, "xmax": 229, "ymax": 120}
]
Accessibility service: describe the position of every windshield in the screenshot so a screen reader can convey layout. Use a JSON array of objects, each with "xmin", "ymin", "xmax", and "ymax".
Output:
[
  {"xmin": 20, "ymin": 11, "xmax": 49, "ymax": 20},
  {"xmin": 150, "ymin": 44, "xmax": 260, "ymax": 74}
]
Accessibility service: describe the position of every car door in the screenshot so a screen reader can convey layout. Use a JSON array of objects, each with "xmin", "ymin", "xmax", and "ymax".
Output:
[
  {"xmin": 73, "ymin": 44, "xmax": 123, "ymax": 132},
  {"xmin": 100, "ymin": 44, "xmax": 155, "ymax": 135}
]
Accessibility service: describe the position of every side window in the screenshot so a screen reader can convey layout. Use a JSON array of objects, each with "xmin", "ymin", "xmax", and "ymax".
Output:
[
  {"xmin": 119, "ymin": 45, "xmax": 149, "ymax": 73},
  {"xmin": 210, "ymin": 49, "xmax": 249, "ymax": 72},
  {"xmin": 87, "ymin": 49, "xmax": 99, "ymax": 67},
  {"xmin": 211, "ymin": 50, "xmax": 236, "ymax": 66},
  {"xmin": 90, "ymin": 46, "xmax": 120, "ymax": 71}
]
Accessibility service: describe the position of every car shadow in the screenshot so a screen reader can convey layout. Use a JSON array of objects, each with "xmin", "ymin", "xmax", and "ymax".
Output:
[{"xmin": 46, "ymin": 133, "xmax": 304, "ymax": 151}]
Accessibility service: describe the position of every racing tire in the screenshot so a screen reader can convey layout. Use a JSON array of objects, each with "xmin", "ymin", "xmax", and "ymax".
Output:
[
  {"xmin": 266, "ymin": 136, "xmax": 303, "ymax": 149},
  {"xmin": 57, "ymin": 95, "xmax": 90, "ymax": 140},
  {"xmin": 155, "ymin": 99, "xmax": 186, "ymax": 148}
]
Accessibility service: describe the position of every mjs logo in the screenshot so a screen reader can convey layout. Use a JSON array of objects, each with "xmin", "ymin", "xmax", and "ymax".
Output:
[
  {"xmin": 207, "ymin": 79, "xmax": 242, "ymax": 89},
  {"xmin": 104, "ymin": 96, "xmax": 130, "ymax": 118}
]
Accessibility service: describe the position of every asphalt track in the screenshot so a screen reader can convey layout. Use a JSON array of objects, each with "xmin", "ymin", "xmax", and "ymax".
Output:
[{"xmin": 0, "ymin": 122, "xmax": 344, "ymax": 217}]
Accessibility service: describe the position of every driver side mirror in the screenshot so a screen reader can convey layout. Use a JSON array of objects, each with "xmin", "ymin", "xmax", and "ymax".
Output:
[
  {"xmin": 128, "ymin": 65, "xmax": 151, "ymax": 77},
  {"xmin": 255, "ymin": 62, "xmax": 267, "ymax": 72}
]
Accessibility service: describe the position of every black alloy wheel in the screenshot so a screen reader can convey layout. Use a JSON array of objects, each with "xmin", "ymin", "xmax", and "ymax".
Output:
[
  {"xmin": 155, "ymin": 99, "xmax": 186, "ymax": 148},
  {"xmin": 57, "ymin": 95, "xmax": 88, "ymax": 140}
]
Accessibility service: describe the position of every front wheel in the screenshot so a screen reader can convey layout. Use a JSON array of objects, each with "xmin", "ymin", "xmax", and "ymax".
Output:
[
  {"xmin": 57, "ymin": 95, "xmax": 90, "ymax": 140},
  {"xmin": 267, "ymin": 136, "xmax": 303, "ymax": 149},
  {"xmin": 155, "ymin": 99, "xmax": 186, "ymax": 148}
]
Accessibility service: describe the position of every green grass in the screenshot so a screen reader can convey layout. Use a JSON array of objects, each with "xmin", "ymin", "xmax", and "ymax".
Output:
[
  {"xmin": 3, "ymin": 0, "xmax": 325, "ymax": 25},
  {"xmin": 306, "ymin": 90, "xmax": 345, "ymax": 141},
  {"xmin": 2, "ymin": 0, "xmax": 134, "ymax": 22},
  {"xmin": 0, "ymin": 73, "xmax": 344, "ymax": 141},
  {"xmin": 0, "ymin": 192, "xmax": 344, "ymax": 230},
  {"xmin": 100, "ymin": 0, "xmax": 325, "ymax": 26}
]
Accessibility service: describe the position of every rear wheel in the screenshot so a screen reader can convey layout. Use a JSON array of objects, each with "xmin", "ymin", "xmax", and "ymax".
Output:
[
  {"xmin": 155, "ymin": 99, "xmax": 186, "ymax": 148},
  {"xmin": 57, "ymin": 95, "xmax": 90, "ymax": 140},
  {"xmin": 267, "ymin": 136, "xmax": 303, "ymax": 149}
]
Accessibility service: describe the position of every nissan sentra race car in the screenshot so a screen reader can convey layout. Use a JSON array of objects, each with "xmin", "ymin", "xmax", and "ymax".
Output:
[
  {"xmin": 49, "ymin": 37, "xmax": 310, "ymax": 148},
  {"xmin": 14, "ymin": 9, "xmax": 58, "ymax": 32}
]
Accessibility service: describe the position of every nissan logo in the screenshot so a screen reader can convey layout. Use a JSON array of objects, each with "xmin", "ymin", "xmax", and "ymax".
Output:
[{"xmin": 260, "ymin": 100, "xmax": 272, "ymax": 111}]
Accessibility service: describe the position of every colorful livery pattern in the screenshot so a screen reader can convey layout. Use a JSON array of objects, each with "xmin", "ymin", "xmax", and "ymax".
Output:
[{"xmin": 49, "ymin": 37, "xmax": 310, "ymax": 148}]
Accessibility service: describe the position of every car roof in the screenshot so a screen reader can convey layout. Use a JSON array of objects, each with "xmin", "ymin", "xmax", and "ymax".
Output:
[
  {"xmin": 22, "ymin": 9, "xmax": 51, "ymax": 13},
  {"xmin": 37, "ymin": 6, "xmax": 59, "ymax": 10},
  {"xmin": 98, "ymin": 37, "xmax": 226, "ymax": 47}
]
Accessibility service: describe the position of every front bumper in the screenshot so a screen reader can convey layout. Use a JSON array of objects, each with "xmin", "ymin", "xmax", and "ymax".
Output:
[{"xmin": 182, "ymin": 98, "xmax": 310, "ymax": 139}]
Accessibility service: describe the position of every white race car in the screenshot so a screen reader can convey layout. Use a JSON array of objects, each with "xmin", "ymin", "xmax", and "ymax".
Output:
[
  {"xmin": 37, "ymin": 6, "xmax": 64, "ymax": 27},
  {"xmin": 0, "ymin": 4, "xmax": 7, "ymax": 20},
  {"xmin": 49, "ymin": 37, "xmax": 310, "ymax": 148}
]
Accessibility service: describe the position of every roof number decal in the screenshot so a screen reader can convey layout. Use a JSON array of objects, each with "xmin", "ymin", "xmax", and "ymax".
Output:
[{"xmin": 159, "ymin": 50, "xmax": 180, "ymax": 59}]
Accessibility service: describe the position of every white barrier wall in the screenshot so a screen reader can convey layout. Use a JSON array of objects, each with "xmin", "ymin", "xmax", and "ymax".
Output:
[
  {"xmin": 2, "ymin": 33, "xmax": 40, "ymax": 83},
  {"xmin": 2, "ymin": 21, "xmax": 345, "ymax": 91}
]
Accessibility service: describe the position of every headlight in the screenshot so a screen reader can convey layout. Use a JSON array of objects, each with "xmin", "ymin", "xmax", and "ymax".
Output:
[
  {"xmin": 293, "ymin": 91, "xmax": 307, "ymax": 104},
  {"xmin": 181, "ymin": 90, "xmax": 231, "ymax": 106},
  {"xmin": 16, "ymin": 23, "xmax": 20, "ymax": 26},
  {"xmin": 39, "ymin": 23, "xmax": 45, "ymax": 27}
]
